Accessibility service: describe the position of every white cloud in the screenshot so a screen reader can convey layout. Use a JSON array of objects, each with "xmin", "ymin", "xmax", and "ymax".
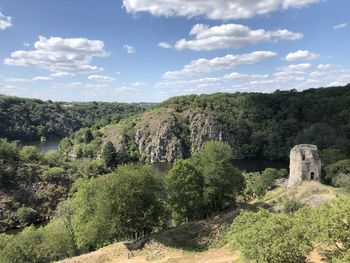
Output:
[
  {"xmin": 33, "ymin": 76, "xmax": 53, "ymax": 81},
  {"xmin": 88, "ymin": 75, "xmax": 115, "ymax": 82},
  {"xmin": 50, "ymin": 72, "xmax": 75, "ymax": 77},
  {"xmin": 123, "ymin": 0, "xmax": 321, "ymax": 20},
  {"xmin": 158, "ymin": 42, "xmax": 172, "ymax": 49},
  {"xmin": 317, "ymin": 64, "xmax": 338, "ymax": 70},
  {"xmin": 6, "ymin": 76, "xmax": 53, "ymax": 82},
  {"xmin": 285, "ymin": 50, "xmax": 320, "ymax": 61},
  {"xmin": 274, "ymin": 63, "xmax": 312, "ymax": 78},
  {"xmin": 163, "ymin": 51, "xmax": 277, "ymax": 79},
  {"xmin": 4, "ymin": 36, "xmax": 108, "ymax": 74},
  {"xmin": 333, "ymin": 23, "xmax": 347, "ymax": 30},
  {"xmin": 172, "ymin": 24, "xmax": 302, "ymax": 51},
  {"xmin": 124, "ymin": 44, "xmax": 136, "ymax": 54},
  {"xmin": 0, "ymin": 11, "xmax": 12, "ymax": 30},
  {"xmin": 23, "ymin": 42, "xmax": 30, "ymax": 47},
  {"xmin": 224, "ymin": 72, "xmax": 269, "ymax": 80}
]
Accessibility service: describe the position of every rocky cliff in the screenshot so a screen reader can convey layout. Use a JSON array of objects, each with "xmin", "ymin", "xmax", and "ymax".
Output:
[{"xmin": 102, "ymin": 108, "xmax": 240, "ymax": 163}]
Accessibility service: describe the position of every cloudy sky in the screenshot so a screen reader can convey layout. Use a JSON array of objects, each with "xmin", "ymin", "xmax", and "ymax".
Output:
[{"xmin": 0, "ymin": 0, "xmax": 349, "ymax": 102}]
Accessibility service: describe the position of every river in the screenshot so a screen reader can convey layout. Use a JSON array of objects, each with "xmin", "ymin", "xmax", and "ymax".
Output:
[
  {"xmin": 24, "ymin": 139, "xmax": 61, "ymax": 153},
  {"xmin": 23, "ymin": 139, "xmax": 288, "ymax": 173}
]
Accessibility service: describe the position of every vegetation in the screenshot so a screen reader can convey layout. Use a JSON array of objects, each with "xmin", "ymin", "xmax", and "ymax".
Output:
[
  {"xmin": 161, "ymin": 85, "xmax": 350, "ymax": 161},
  {"xmin": 0, "ymin": 95, "xmax": 148, "ymax": 142}
]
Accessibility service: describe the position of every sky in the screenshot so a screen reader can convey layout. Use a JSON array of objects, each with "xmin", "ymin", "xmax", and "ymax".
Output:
[{"xmin": 0, "ymin": 0, "xmax": 349, "ymax": 102}]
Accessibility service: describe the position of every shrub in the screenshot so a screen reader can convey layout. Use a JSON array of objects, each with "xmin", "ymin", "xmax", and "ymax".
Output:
[{"xmin": 16, "ymin": 207, "xmax": 39, "ymax": 224}]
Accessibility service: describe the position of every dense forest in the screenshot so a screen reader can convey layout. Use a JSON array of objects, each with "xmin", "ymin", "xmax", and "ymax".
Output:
[
  {"xmin": 60, "ymin": 85, "xmax": 350, "ymax": 166},
  {"xmin": 0, "ymin": 95, "xmax": 150, "ymax": 141},
  {"xmin": 160, "ymin": 85, "xmax": 350, "ymax": 160}
]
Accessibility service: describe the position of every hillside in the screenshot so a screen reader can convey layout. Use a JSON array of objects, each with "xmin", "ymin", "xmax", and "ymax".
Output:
[
  {"xmin": 57, "ymin": 181, "xmax": 342, "ymax": 263},
  {"xmin": 67, "ymin": 85, "xmax": 350, "ymax": 163},
  {"xmin": 0, "ymin": 95, "xmax": 149, "ymax": 142}
]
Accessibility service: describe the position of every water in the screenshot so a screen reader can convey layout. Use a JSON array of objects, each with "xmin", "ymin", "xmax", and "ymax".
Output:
[
  {"xmin": 152, "ymin": 159, "xmax": 288, "ymax": 174},
  {"xmin": 24, "ymin": 139, "xmax": 61, "ymax": 153}
]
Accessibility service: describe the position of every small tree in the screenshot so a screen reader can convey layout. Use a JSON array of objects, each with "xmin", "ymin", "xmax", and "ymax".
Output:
[
  {"xmin": 191, "ymin": 141, "xmax": 244, "ymax": 214},
  {"xmin": 165, "ymin": 159, "xmax": 204, "ymax": 223},
  {"xmin": 101, "ymin": 141, "xmax": 116, "ymax": 168}
]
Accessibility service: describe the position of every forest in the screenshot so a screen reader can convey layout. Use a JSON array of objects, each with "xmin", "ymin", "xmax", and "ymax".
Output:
[{"xmin": 1, "ymin": 86, "xmax": 350, "ymax": 262}]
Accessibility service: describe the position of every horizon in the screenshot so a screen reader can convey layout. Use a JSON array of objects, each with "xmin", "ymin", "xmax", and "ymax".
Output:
[{"xmin": 1, "ymin": 0, "xmax": 350, "ymax": 102}]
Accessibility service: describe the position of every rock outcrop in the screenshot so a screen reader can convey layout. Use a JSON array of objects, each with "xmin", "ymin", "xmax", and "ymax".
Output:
[{"xmin": 102, "ymin": 108, "xmax": 240, "ymax": 163}]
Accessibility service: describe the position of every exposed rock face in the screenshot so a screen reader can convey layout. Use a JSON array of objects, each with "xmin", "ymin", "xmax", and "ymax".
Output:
[
  {"xmin": 287, "ymin": 144, "xmax": 321, "ymax": 188},
  {"xmin": 102, "ymin": 108, "xmax": 241, "ymax": 163}
]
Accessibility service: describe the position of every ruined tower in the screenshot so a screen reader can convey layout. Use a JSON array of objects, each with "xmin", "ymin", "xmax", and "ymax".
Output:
[{"xmin": 287, "ymin": 144, "xmax": 321, "ymax": 188}]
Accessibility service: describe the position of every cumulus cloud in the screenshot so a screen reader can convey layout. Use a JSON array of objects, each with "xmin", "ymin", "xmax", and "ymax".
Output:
[
  {"xmin": 123, "ymin": 0, "xmax": 321, "ymax": 20},
  {"xmin": 317, "ymin": 64, "xmax": 339, "ymax": 70},
  {"xmin": 4, "ymin": 36, "xmax": 108, "ymax": 74},
  {"xmin": 0, "ymin": 11, "xmax": 12, "ymax": 30},
  {"xmin": 333, "ymin": 23, "xmax": 347, "ymax": 30},
  {"xmin": 88, "ymin": 75, "xmax": 115, "ymax": 82},
  {"xmin": 124, "ymin": 44, "xmax": 136, "ymax": 54},
  {"xmin": 158, "ymin": 42, "xmax": 172, "ymax": 49},
  {"xmin": 170, "ymin": 24, "xmax": 302, "ymax": 51},
  {"xmin": 6, "ymin": 76, "xmax": 53, "ymax": 82},
  {"xmin": 163, "ymin": 51, "xmax": 277, "ymax": 79},
  {"xmin": 285, "ymin": 50, "xmax": 320, "ymax": 61},
  {"xmin": 223, "ymin": 72, "xmax": 269, "ymax": 80},
  {"xmin": 274, "ymin": 63, "xmax": 312, "ymax": 78}
]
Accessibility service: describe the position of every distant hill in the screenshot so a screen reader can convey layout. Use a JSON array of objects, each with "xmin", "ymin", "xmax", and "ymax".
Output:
[
  {"xmin": 0, "ymin": 95, "xmax": 150, "ymax": 142},
  {"xmin": 82, "ymin": 85, "xmax": 350, "ymax": 162}
]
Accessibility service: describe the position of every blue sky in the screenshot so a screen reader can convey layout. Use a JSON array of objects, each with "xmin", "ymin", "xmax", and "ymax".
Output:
[{"xmin": 0, "ymin": 0, "xmax": 349, "ymax": 102}]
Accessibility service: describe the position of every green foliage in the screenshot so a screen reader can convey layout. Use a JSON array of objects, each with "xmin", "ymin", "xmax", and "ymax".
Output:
[
  {"xmin": 321, "ymin": 147, "xmax": 347, "ymax": 167},
  {"xmin": 283, "ymin": 197, "xmax": 305, "ymax": 214},
  {"xmin": 161, "ymin": 86, "xmax": 350, "ymax": 160},
  {"xmin": 101, "ymin": 141, "xmax": 117, "ymax": 168},
  {"xmin": 16, "ymin": 207, "xmax": 39, "ymax": 224},
  {"xmin": 243, "ymin": 168, "xmax": 287, "ymax": 199},
  {"xmin": 70, "ymin": 164, "xmax": 168, "ymax": 251},
  {"xmin": 324, "ymin": 159, "xmax": 350, "ymax": 188},
  {"xmin": 230, "ymin": 209, "xmax": 312, "ymax": 263},
  {"xmin": 191, "ymin": 141, "xmax": 244, "ymax": 214},
  {"xmin": 42, "ymin": 167, "xmax": 65, "ymax": 181},
  {"xmin": 0, "ymin": 95, "xmax": 148, "ymax": 142},
  {"xmin": 19, "ymin": 146, "xmax": 41, "ymax": 162},
  {"xmin": 0, "ymin": 139, "xmax": 19, "ymax": 161},
  {"xmin": 165, "ymin": 159, "xmax": 204, "ymax": 223}
]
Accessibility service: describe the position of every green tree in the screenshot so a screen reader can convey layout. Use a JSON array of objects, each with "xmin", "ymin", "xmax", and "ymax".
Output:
[
  {"xmin": 101, "ymin": 141, "xmax": 116, "ymax": 168},
  {"xmin": 324, "ymin": 159, "xmax": 350, "ymax": 188},
  {"xmin": 230, "ymin": 209, "xmax": 312, "ymax": 263},
  {"xmin": 19, "ymin": 146, "xmax": 41, "ymax": 162},
  {"xmin": 191, "ymin": 141, "xmax": 244, "ymax": 214},
  {"xmin": 70, "ymin": 164, "xmax": 168, "ymax": 251},
  {"xmin": 165, "ymin": 159, "xmax": 204, "ymax": 223}
]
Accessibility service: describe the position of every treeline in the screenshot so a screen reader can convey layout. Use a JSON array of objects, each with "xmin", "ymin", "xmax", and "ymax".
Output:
[
  {"xmin": 0, "ymin": 141, "xmax": 246, "ymax": 262},
  {"xmin": 0, "ymin": 95, "xmax": 149, "ymax": 141},
  {"xmin": 161, "ymin": 85, "xmax": 350, "ymax": 160}
]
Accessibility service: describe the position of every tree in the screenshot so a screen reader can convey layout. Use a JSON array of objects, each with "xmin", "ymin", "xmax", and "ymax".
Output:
[
  {"xmin": 101, "ymin": 141, "xmax": 116, "ymax": 168},
  {"xmin": 324, "ymin": 159, "xmax": 350, "ymax": 188},
  {"xmin": 191, "ymin": 141, "xmax": 244, "ymax": 214},
  {"xmin": 165, "ymin": 159, "xmax": 204, "ymax": 223},
  {"xmin": 230, "ymin": 209, "xmax": 312, "ymax": 263},
  {"xmin": 19, "ymin": 146, "xmax": 41, "ymax": 163},
  {"xmin": 70, "ymin": 164, "xmax": 168, "ymax": 251}
]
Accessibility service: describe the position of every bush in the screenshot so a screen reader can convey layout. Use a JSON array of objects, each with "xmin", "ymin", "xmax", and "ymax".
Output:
[
  {"xmin": 324, "ymin": 159, "xmax": 350, "ymax": 188},
  {"xmin": 42, "ymin": 167, "xmax": 65, "ymax": 181},
  {"xmin": 283, "ymin": 197, "xmax": 305, "ymax": 214},
  {"xmin": 230, "ymin": 209, "xmax": 312, "ymax": 263},
  {"xmin": 19, "ymin": 146, "xmax": 41, "ymax": 162},
  {"xmin": 16, "ymin": 207, "xmax": 39, "ymax": 224}
]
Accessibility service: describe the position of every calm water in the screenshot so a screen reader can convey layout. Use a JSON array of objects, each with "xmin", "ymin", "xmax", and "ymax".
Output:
[
  {"xmin": 152, "ymin": 159, "xmax": 288, "ymax": 174},
  {"xmin": 24, "ymin": 139, "xmax": 61, "ymax": 153},
  {"xmin": 23, "ymin": 138, "xmax": 288, "ymax": 172}
]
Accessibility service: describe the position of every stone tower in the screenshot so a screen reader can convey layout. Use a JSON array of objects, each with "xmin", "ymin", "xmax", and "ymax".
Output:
[{"xmin": 287, "ymin": 144, "xmax": 321, "ymax": 188}]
